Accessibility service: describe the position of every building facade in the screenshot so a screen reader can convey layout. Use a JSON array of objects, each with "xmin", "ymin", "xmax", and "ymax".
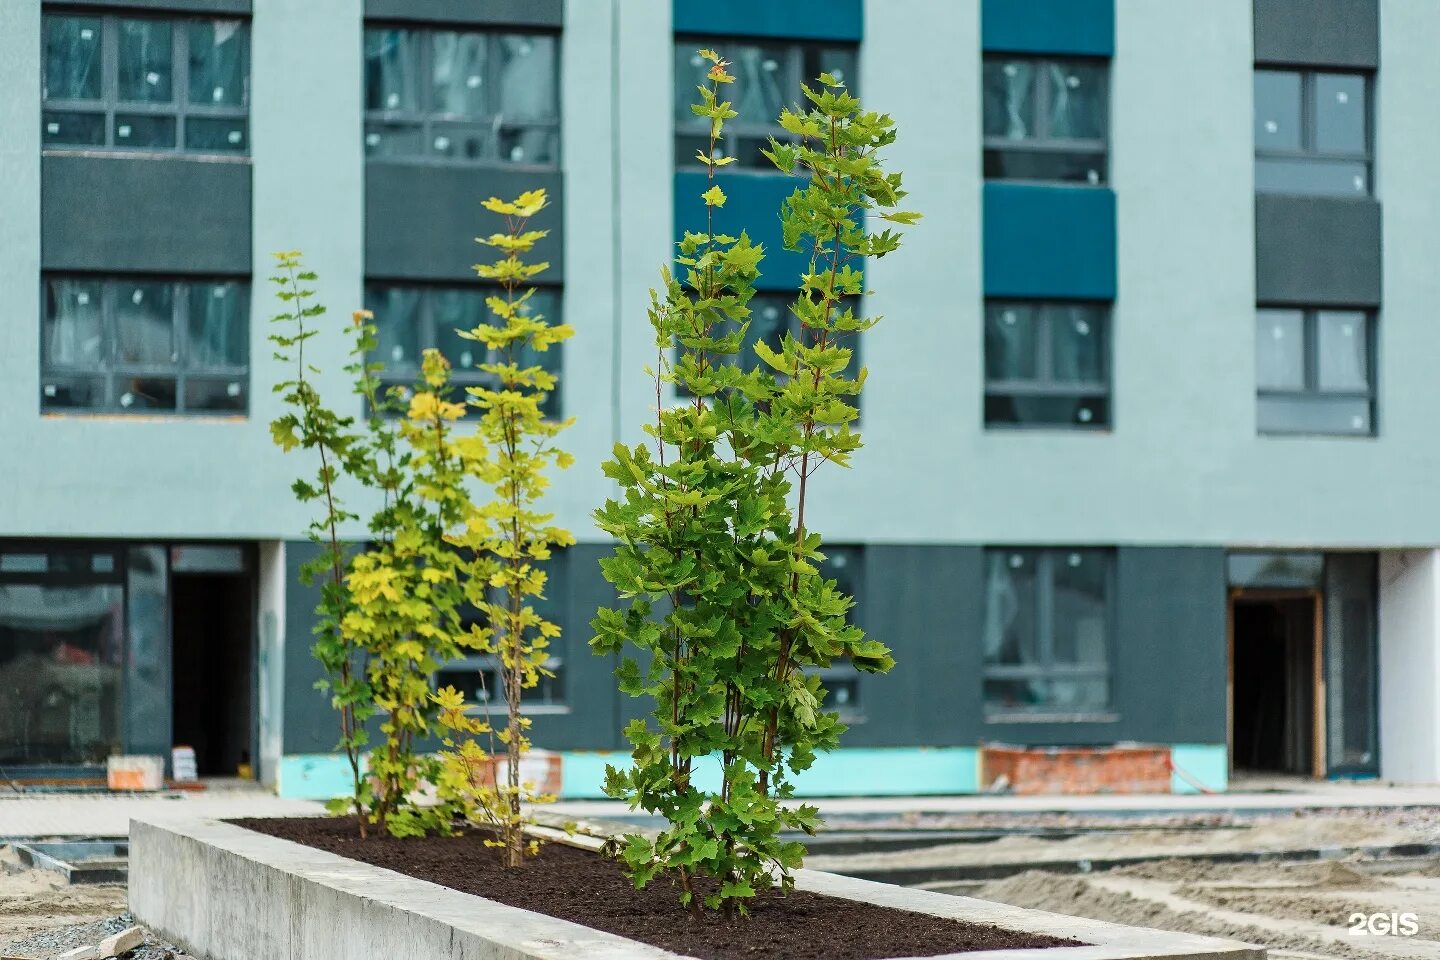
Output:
[{"xmin": 2, "ymin": 0, "xmax": 1438, "ymax": 797}]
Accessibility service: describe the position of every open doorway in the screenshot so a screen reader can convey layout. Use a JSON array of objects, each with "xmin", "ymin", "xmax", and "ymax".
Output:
[
  {"xmin": 171, "ymin": 573, "xmax": 253, "ymax": 778},
  {"xmin": 1229, "ymin": 593, "xmax": 1322, "ymax": 777}
]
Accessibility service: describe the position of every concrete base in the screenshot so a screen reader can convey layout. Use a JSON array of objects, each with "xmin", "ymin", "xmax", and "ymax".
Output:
[{"xmin": 129, "ymin": 816, "xmax": 1266, "ymax": 960}]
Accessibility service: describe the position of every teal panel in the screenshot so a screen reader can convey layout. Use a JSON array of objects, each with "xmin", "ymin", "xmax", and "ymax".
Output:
[
  {"xmin": 982, "ymin": 0, "xmax": 1114, "ymax": 56},
  {"xmin": 558, "ymin": 748, "xmax": 979, "ymax": 799},
  {"xmin": 1170, "ymin": 744, "xmax": 1228, "ymax": 794},
  {"xmin": 673, "ymin": 0, "xmax": 862, "ymax": 42},
  {"xmin": 789, "ymin": 748, "xmax": 980, "ymax": 796},
  {"xmin": 674, "ymin": 171, "xmax": 812, "ymax": 291},
  {"xmin": 277, "ymin": 753, "xmax": 360, "ymax": 800},
  {"xmin": 983, "ymin": 183, "xmax": 1116, "ymax": 300}
]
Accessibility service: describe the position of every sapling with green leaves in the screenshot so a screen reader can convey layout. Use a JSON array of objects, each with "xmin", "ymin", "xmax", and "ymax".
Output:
[
  {"xmin": 590, "ymin": 51, "xmax": 918, "ymax": 917},
  {"xmin": 268, "ymin": 252, "xmax": 374, "ymax": 837}
]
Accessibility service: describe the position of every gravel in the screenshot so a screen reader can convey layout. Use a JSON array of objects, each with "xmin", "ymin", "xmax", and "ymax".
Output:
[{"xmin": 1, "ymin": 913, "xmax": 186, "ymax": 960}]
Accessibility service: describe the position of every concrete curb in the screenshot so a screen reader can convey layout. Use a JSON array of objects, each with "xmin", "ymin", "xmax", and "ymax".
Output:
[{"xmin": 129, "ymin": 816, "xmax": 1267, "ymax": 960}]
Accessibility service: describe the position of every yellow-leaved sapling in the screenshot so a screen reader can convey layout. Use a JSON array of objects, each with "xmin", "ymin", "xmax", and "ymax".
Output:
[{"xmin": 432, "ymin": 189, "xmax": 575, "ymax": 866}]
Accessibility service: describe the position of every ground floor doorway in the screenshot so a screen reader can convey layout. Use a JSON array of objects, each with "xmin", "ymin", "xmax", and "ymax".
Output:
[
  {"xmin": 1229, "ymin": 592, "xmax": 1321, "ymax": 777},
  {"xmin": 171, "ymin": 569, "xmax": 254, "ymax": 777},
  {"xmin": 1226, "ymin": 551, "xmax": 1380, "ymax": 780}
]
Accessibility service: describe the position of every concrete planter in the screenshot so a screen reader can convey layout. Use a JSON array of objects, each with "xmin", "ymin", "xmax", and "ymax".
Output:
[{"xmin": 129, "ymin": 816, "xmax": 1266, "ymax": 960}]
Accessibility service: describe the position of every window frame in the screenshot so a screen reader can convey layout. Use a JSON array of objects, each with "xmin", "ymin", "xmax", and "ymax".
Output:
[
  {"xmin": 433, "ymin": 654, "xmax": 570, "ymax": 716},
  {"xmin": 1254, "ymin": 67, "xmax": 1372, "ymax": 197},
  {"xmin": 810, "ymin": 544, "xmax": 866, "ymax": 724},
  {"xmin": 983, "ymin": 299, "xmax": 1111, "ymax": 430},
  {"xmin": 672, "ymin": 36, "xmax": 859, "ymax": 171},
  {"xmin": 673, "ymin": 292, "xmax": 863, "ymax": 416},
  {"xmin": 363, "ymin": 281, "xmax": 564, "ymax": 419},
  {"xmin": 981, "ymin": 547, "xmax": 1116, "ymax": 723},
  {"xmin": 362, "ymin": 23, "xmax": 561, "ymax": 169},
  {"xmin": 1256, "ymin": 306, "xmax": 1377, "ymax": 437},
  {"xmin": 39, "ymin": 273, "xmax": 251, "ymax": 417},
  {"xmin": 41, "ymin": 11, "xmax": 250, "ymax": 157},
  {"xmin": 982, "ymin": 54, "xmax": 1110, "ymax": 186}
]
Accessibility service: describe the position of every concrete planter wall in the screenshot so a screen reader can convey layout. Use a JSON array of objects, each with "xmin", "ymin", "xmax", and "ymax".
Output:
[{"xmin": 129, "ymin": 816, "xmax": 1265, "ymax": 960}]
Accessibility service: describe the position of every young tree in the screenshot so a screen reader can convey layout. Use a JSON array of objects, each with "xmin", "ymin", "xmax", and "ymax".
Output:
[
  {"xmin": 591, "ymin": 51, "xmax": 918, "ymax": 916},
  {"xmin": 271, "ymin": 258, "xmax": 483, "ymax": 838},
  {"xmin": 268, "ymin": 252, "xmax": 374, "ymax": 836},
  {"xmin": 433, "ymin": 189, "xmax": 575, "ymax": 865}
]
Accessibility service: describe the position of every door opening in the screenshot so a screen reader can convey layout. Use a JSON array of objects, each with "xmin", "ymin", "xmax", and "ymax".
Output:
[
  {"xmin": 171, "ymin": 573, "xmax": 253, "ymax": 778},
  {"xmin": 1229, "ymin": 593, "xmax": 1322, "ymax": 777}
]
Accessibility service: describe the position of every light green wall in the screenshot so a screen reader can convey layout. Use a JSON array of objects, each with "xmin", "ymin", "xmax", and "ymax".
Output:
[{"xmin": 8, "ymin": 0, "xmax": 1440, "ymax": 549}]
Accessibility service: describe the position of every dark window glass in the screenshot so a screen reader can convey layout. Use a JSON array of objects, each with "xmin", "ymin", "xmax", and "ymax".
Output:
[
  {"xmin": 365, "ymin": 28, "xmax": 421, "ymax": 112},
  {"xmin": 1254, "ymin": 69, "xmax": 1370, "ymax": 197},
  {"xmin": 1256, "ymin": 308, "xmax": 1375, "ymax": 436},
  {"xmin": 1253, "ymin": 70, "xmax": 1302, "ymax": 151},
  {"xmin": 43, "ymin": 111, "xmax": 106, "ymax": 146},
  {"xmin": 985, "ymin": 301, "xmax": 1109, "ymax": 428},
  {"xmin": 187, "ymin": 282, "xmax": 248, "ymax": 368},
  {"xmin": 114, "ymin": 113, "xmax": 177, "ymax": 148},
  {"xmin": 0, "ymin": 582, "xmax": 125, "ymax": 765},
  {"xmin": 44, "ymin": 15, "xmax": 103, "ymax": 100},
  {"xmin": 983, "ymin": 55, "xmax": 1108, "ymax": 185},
  {"xmin": 41, "ymin": 276, "xmax": 249, "ymax": 416},
  {"xmin": 364, "ymin": 27, "xmax": 558, "ymax": 166},
  {"xmin": 43, "ymin": 15, "xmax": 249, "ymax": 157},
  {"xmin": 982, "ymin": 549, "xmax": 1112, "ymax": 717},
  {"xmin": 188, "ymin": 20, "xmax": 247, "ymax": 106},
  {"xmin": 364, "ymin": 283, "xmax": 563, "ymax": 418},
  {"xmin": 114, "ymin": 281, "xmax": 175, "ymax": 364},
  {"xmin": 117, "ymin": 19, "xmax": 173, "ymax": 103},
  {"xmin": 673, "ymin": 38, "xmax": 857, "ymax": 170},
  {"xmin": 184, "ymin": 116, "xmax": 247, "ymax": 152}
]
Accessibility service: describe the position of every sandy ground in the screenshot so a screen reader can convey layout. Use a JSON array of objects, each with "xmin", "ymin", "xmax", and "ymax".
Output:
[
  {"xmin": 811, "ymin": 808, "xmax": 1440, "ymax": 960},
  {"xmin": 0, "ymin": 847, "xmax": 127, "ymax": 950}
]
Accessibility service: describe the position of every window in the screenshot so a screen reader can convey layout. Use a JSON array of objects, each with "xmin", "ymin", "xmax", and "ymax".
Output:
[
  {"xmin": 673, "ymin": 39, "xmax": 857, "ymax": 169},
  {"xmin": 985, "ymin": 301, "xmax": 1109, "ymax": 429},
  {"xmin": 435, "ymin": 660, "xmax": 566, "ymax": 712},
  {"xmin": 363, "ymin": 27, "xmax": 558, "ymax": 165},
  {"xmin": 41, "ymin": 276, "xmax": 249, "ymax": 415},
  {"xmin": 42, "ymin": 13, "xmax": 249, "ymax": 154},
  {"xmin": 982, "ymin": 549, "xmax": 1112, "ymax": 718},
  {"xmin": 364, "ymin": 284, "xmax": 562, "ymax": 417},
  {"xmin": 676, "ymin": 294, "xmax": 862, "ymax": 407},
  {"xmin": 1256, "ymin": 308, "xmax": 1374, "ymax": 435},
  {"xmin": 814, "ymin": 545, "xmax": 864, "ymax": 721},
  {"xmin": 1254, "ymin": 69, "xmax": 1370, "ymax": 197},
  {"xmin": 983, "ymin": 56, "xmax": 1108, "ymax": 184}
]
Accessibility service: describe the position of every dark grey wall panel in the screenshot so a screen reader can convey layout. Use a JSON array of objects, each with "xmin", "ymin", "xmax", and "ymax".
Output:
[
  {"xmin": 1256, "ymin": 195, "xmax": 1381, "ymax": 306},
  {"xmin": 284, "ymin": 541, "xmax": 619, "ymax": 755},
  {"xmin": 1254, "ymin": 0, "xmax": 1378, "ymax": 68},
  {"xmin": 845, "ymin": 546, "xmax": 984, "ymax": 746},
  {"xmin": 365, "ymin": 164, "xmax": 564, "ymax": 282},
  {"xmin": 1111, "ymin": 547, "xmax": 1228, "ymax": 744},
  {"xmin": 42, "ymin": 155, "xmax": 252, "ymax": 274},
  {"xmin": 866, "ymin": 544, "xmax": 1227, "ymax": 748},
  {"xmin": 282, "ymin": 540, "xmax": 337, "ymax": 754},
  {"xmin": 524, "ymin": 544, "xmax": 622, "ymax": 751},
  {"xmin": 365, "ymin": 0, "xmax": 562, "ymax": 28}
]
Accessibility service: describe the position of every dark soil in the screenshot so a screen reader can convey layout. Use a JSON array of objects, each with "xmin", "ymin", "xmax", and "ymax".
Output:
[{"xmin": 233, "ymin": 816, "xmax": 1082, "ymax": 959}]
